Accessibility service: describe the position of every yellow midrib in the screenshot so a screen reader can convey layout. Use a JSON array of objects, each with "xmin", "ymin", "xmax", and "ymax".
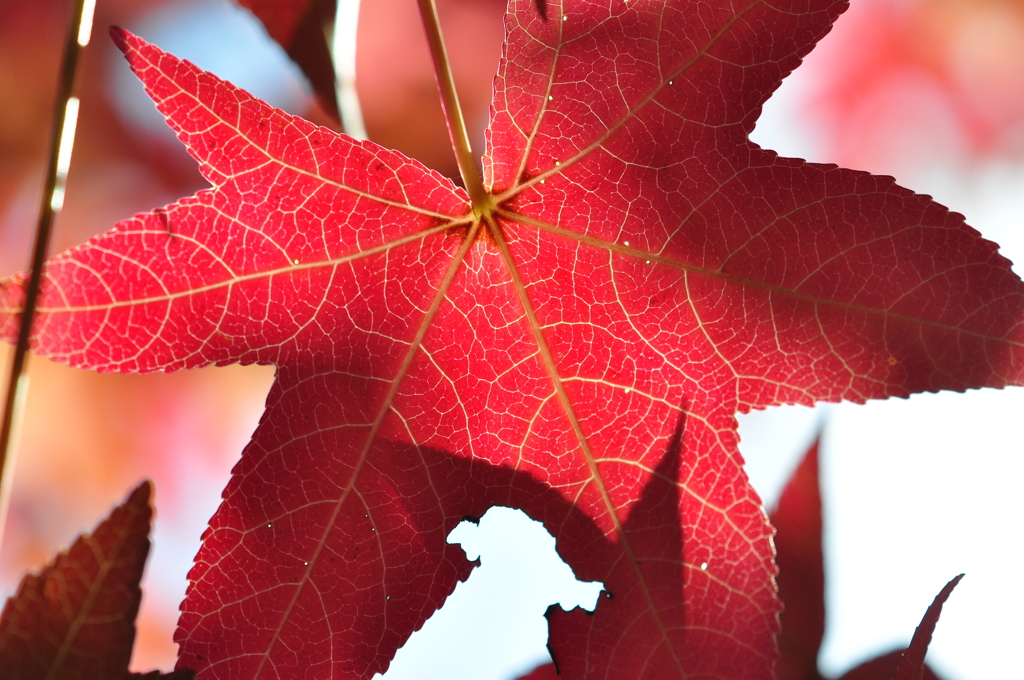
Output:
[{"xmin": 484, "ymin": 213, "xmax": 687, "ymax": 676}]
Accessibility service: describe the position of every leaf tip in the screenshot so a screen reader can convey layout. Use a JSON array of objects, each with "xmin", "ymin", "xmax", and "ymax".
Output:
[
  {"xmin": 109, "ymin": 25, "xmax": 131, "ymax": 53},
  {"xmin": 892, "ymin": 574, "xmax": 965, "ymax": 680},
  {"xmin": 130, "ymin": 478, "xmax": 154, "ymax": 504},
  {"xmin": 927, "ymin": 574, "xmax": 964, "ymax": 617},
  {"xmin": 0, "ymin": 480, "xmax": 158, "ymax": 677}
]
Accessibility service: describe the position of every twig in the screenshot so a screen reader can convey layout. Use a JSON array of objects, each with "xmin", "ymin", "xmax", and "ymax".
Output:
[
  {"xmin": 0, "ymin": 0, "xmax": 95, "ymax": 551},
  {"xmin": 332, "ymin": 0, "xmax": 368, "ymax": 139},
  {"xmin": 416, "ymin": 0, "xmax": 495, "ymax": 219}
]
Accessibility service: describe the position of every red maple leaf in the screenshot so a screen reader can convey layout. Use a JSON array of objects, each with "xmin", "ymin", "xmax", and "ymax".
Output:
[{"xmin": 2, "ymin": 1, "xmax": 1023, "ymax": 678}]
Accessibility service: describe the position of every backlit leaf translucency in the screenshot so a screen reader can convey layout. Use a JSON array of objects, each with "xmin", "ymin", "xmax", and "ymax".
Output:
[{"xmin": 2, "ymin": 2, "xmax": 1022, "ymax": 678}]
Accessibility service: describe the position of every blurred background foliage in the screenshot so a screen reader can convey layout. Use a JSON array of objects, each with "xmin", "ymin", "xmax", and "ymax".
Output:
[{"xmin": 0, "ymin": 0, "xmax": 1022, "ymax": 674}]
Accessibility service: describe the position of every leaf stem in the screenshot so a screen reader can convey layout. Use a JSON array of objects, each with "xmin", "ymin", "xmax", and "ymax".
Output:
[
  {"xmin": 416, "ymin": 0, "xmax": 494, "ymax": 219},
  {"xmin": 0, "ymin": 0, "xmax": 93, "ymax": 551},
  {"xmin": 331, "ymin": 0, "xmax": 367, "ymax": 139}
]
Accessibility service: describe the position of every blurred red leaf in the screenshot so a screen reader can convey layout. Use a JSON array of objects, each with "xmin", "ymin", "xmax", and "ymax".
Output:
[
  {"xmin": 832, "ymin": 575, "xmax": 961, "ymax": 680},
  {"xmin": 234, "ymin": 0, "xmax": 340, "ymax": 122},
  {"xmin": 518, "ymin": 661, "xmax": 559, "ymax": 679},
  {"xmin": 0, "ymin": 481, "xmax": 183, "ymax": 679},
  {"xmin": 129, "ymin": 671, "xmax": 197, "ymax": 680},
  {"xmin": 809, "ymin": 0, "xmax": 1024, "ymax": 165},
  {"xmin": 837, "ymin": 650, "xmax": 941, "ymax": 680},
  {"xmin": 772, "ymin": 437, "xmax": 825, "ymax": 680},
  {"xmin": 2, "ymin": 1, "xmax": 1023, "ymax": 678},
  {"xmin": 772, "ymin": 438, "xmax": 958, "ymax": 680},
  {"xmin": 891, "ymin": 575, "xmax": 963, "ymax": 680}
]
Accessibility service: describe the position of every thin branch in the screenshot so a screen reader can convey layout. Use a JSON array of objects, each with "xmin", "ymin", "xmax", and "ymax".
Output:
[
  {"xmin": 0, "ymin": 0, "xmax": 94, "ymax": 551},
  {"xmin": 332, "ymin": 0, "xmax": 367, "ymax": 139},
  {"xmin": 416, "ymin": 0, "xmax": 494, "ymax": 219}
]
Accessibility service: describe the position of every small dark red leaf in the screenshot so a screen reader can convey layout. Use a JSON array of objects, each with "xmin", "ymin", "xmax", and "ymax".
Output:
[
  {"xmin": 0, "ymin": 482, "xmax": 153, "ymax": 680},
  {"xmin": 891, "ymin": 575, "xmax": 964, "ymax": 680},
  {"xmin": 518, "ymin": 662, "xmax": 559, "ymax": 680},
  {"xmin": 836, "ymin": 649, "xmax": 943, "ymax": 680},
  {"xmin": 771, "ymin": 437, "xmax": 826, "ymax": 680},
  {"xmin": 234, "ymin": 0, "xmax": 341, "ymax": 122},
  {"xmin": 129, "ymin": 671, "xmax": 196, "ymax": 680},
  {"xmin": 772, "ymin": 443, "xmax": 957, "ymax": 680}
]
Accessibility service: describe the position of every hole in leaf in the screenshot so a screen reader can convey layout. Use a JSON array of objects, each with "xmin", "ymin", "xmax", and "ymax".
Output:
[{"xmin": 377, "ymin": 506, "xmax": 604, "ymax": 680}]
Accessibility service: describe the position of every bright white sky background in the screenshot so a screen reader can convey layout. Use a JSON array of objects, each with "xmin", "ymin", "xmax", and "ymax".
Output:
[{"xmin": 107, "ymin": 2, "xmax": 1024, "ymax": 679}]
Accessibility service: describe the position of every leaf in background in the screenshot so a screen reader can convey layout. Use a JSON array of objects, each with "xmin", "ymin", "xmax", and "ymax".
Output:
[
  {"xmin": 890, "ymin": 575, "xmax": 963, "ymax": 680},
  {"xmin": 807, "ymin": 0, "xmax": 1024, "ymax": 165},
  {"xmin": 129, "ymin": 671, "xmax": 197, "ymax": 680},
  {"xmin": 771, "ymin": 437, "xmax": 825, "ymax": 680},
  {"xmin": 517, "ymin": 662, "xmax": 559, "ymax": 679},
  {"xmin": 837, "ymin": 650, "xmax": 941, "ymax": 680},
  {"xmin": 771, "ymin": 438, "xmax": 954, "ymax": 680},
  {"xmin": 832, "ymin": 575, "xmax": 960, "ymax": 680},
  {"xmin": 3, "ymin": 1, "xmax": 1023, "ymax": 678},
  {"xmin": 234, "ymin": 0, "xmax": 341, "ymax": 122},
  {"xmin": 0, "ymin": 482, "xmax": 184, "ymax": 679}
]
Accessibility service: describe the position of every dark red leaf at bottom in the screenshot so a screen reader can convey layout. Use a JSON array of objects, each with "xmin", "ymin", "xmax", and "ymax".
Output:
[
  {"xmin": 130, "ymin": 671, "xmax": 197, "ymax": 680},
  {"xmin": 0, "ymin": 482, "xmax": 153, "ymax": 680},
  {"xmin": 771, "ymin": 437, "xmax": 826, "ymax": 680},
  {"xmin": 517, "ymin": 662, "xmax": 559, "ymax": 680},
  {"xmin": 837, "ymin": 649, "xmax": 942, "ymax": 680},
  {"xmin": 891, "ymin": 575, "xmax": 963, "ymax": 680},
  {"xmin": 771, "ymin": 438, "xmax": 958, "ymax": 680}
]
